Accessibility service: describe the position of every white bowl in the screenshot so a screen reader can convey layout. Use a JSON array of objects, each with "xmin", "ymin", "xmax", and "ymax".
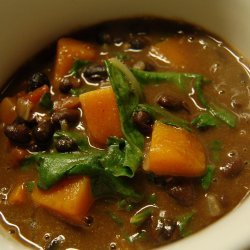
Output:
[{"xmin": 0, "ymin": 0, "xmax": 249, "ymax": 249}]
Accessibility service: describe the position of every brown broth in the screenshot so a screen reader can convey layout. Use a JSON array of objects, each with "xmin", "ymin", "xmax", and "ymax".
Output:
[{"xmin": 0, "ymin": 18, "xmax": 249, "ymax": 250}]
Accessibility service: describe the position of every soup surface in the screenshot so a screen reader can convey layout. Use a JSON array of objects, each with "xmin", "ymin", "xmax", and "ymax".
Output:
[{"xmin": 0, "ymin": 18, "xmax": 249, "ymax": 250}]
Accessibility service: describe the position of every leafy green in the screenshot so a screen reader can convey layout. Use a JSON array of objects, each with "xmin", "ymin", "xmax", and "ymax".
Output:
[
  {"xmin": 177, "ymin": 211, "xmax": 195, "ymax": 237},
  {"xmin": 136, "ymin": 104, "xmax": 191, "ymax": 131},
  {"xmin": 68, "ymin": 59, "xmax": 90, "ymax": 77},
  {"xmin": 23, "ymin": 151, "xmax": 141, "ymax": 200},
  {"xmin": 201, "ymin": 165, "xmax": 215, "ymax": 190},
  {"xmin": 209, "ymin": 140, "xmax": 222, "ymax": 162},
  {"xmin": 117, "ymin": 199, "xmax": 135, "ymax": 212},
  {"xmin": 133, "ymin": 69, "xmax": 237, "ymax": 128},
  {"xmin": 25, "ymin": 181, "xmax": 35, "ymax": 192},
  {"xmin": 54, "ymin": 131, "xmax": 90, "ymax": 152},
  {"xmin": 106, "ymin": 211, "xmax": 124, "ymax": 227},
  {"xmin": 130, "ymin": 207, "xmax": 153, "ymax": 226},
  {"xmin": 105, "ymin": 58, "xmax": 145, "ymax": 176},
  {"xmin": 191, "ymin": 112, "xmax": 218, "ymax": 129},
  {"xmin": 209, "ymin": 103, "xmax": 237, "ymax": 128},
  {"xmin": 39, "ymin": 93, "xmax": 53, "ymax": 110},
  {"xmin": 131, "ymin": 68, "xmax": 201, "ymax": 91},
  {"xmin": 194, "ymin": 78, "xmax": 237, "ymax": 128},
  {"xmin": 148, "ymin": 193, "xmax": 157, "ymax": 204}
]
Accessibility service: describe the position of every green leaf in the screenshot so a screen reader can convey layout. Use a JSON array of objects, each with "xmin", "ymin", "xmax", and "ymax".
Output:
[
  {"xmin": 148, "ymin": 193, "xmax": 157, "ymax": 204},
  {"xmin": 208, "ymin": 103, "xmax": 237, "ymax": 128},
  {"xmin": 193, "ymin": 77, "xmax": 237, "ymax": 128},
  {"xmin": 177, "ymin": 211, "xmax": 195, "ymax": 237},
  {"xmin": 105, "ymin": 58, "xmax": 145, "ymax": 177},
  {"xmin": 191, "ymin": 112, "xmax": 218, "ymax": 129},
  {"xmin": 136, "ymin": 104, "xmax": 191, "ymax": 131},
  {"xmin": 201, "ymin": 165, "xmax": 215, "ymax": 190},
  {"xmin": 209, "ymin": 140, "xmax": 222, "ymax": 162},
  {"xmin": 68, "ymin": 59, "xmax": 90, "ymax": 77},
  {"xmin": 106, "ymin": 211, "xmax": 124, "ymax": 227},
  {"xmin": 25, "ymin": 181, "xmax": 35, "ymax": 192},
  {"xmin": 131, "ymin": 68, "xmax": 201, "ymax": 91},
  {"xmin": 39, "ymin": 93, "xmax": 53, "ymax": 110},
  {"xmin": 117, "ymin": 199, "xmax": 135, "ymax": 212},
  {"xmin": 130, "ymin": 207, "xmax": 153, "ymax": 226},
  {"xmin": 53, "ymin": 131, "xmax": 90, "ymax": 152}
]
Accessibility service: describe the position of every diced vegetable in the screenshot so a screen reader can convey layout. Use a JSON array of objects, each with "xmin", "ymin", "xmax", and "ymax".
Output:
[
  {"xmin": 39, "ymin": 92, "xmax": 53, "ymax": 110},
  {"xmin": 191, "ymin": 112, "xmax": 218, "ymax": 129},
  {"xmin": 53, "ymin": 38, "xmax": 98, "ymax": 88},
  {"xmin": 31, "ymin": 177, "xmax": 93, "ymax": 223},
  {"xmin": 177, "ymin": 211, "xmax": 195, "ymax": 237},
  {"xmin": 130, "ymin": 207, "xmax": 153, "ymax": 226},
  {"xmin": 8, "ymin": 184, "xmax": 27, "ymax": 205},
  {"xmin": 144, "ymin": 122, "xmax": 206, "ymax": 177},
  {"xmin": 150, "ymin": 37, "xmax": 204, "ymax": 72},
  {"xmin": 79, "ymin": 87, "xmax": 123, "ymax": 146},
  {"xmin": 16, "ymin": 98, "xmax": 33, "ymax": 120},
  {"xmin": 206, "ymin": 194, "xmax": 221, "ymax": 217},
  {"xmin": 201, "ymin": 165, "xmax": 215, "ymax": 190},
  {"xmin": 26, "ymin": 84, "xmax": 50, "ymax": 105},
  {"xmin": 0, "ymin": 97, "xmax": 17, "ymax": 124}
]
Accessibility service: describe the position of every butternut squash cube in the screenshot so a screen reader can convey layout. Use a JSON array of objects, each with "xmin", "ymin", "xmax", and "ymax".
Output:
[
  {"xmin": 79, "ymin": 87, "xmax": 123, "ymax": 146},
  {"xmin": 0, "ymin": 97, "xmax": 17, "ymax": 124},
  {"xmin": 31, "ymin": 177, "xmax": 93, "ymax": 224},
  {"xmin": 53, "ymin": 38, "xmax": 98, "ymax": 88},
  {"xmin": 8, "ymin": 184, "xmax": 27, "ymax": 205},
  {"xmin": 144, "ymin": 122, "xmax": 206, "ymax": 177}
]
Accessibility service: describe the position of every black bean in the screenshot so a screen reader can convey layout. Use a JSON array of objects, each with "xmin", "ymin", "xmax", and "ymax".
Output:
[
  {"xmin": 157, "ymin": 95, "xmax": 188, "ymax": 112},
  {"xmin": 220, "ymin": 158, "xmax": 244, "ymax": 178},
  {"xmin": 83, "ymin": 65, "xmax": 108, "ymax": 83},
  {"xmin": 55, "ymin": 137, "xmax": 78, "ymax": 152},
  {"xmin": 130, "ymin": 37, "xmax": 147, "ymax": 50},
  {"xmin": 83, "ymin": 216, "xmax": 94, "ymax": 226},
  {"xmin": 97, "ymin": 32, "xmax": 112, "ymax": 44},
  {"xmin": 51, "ymin": 109, "xmax": 80, "ymax": 127},
  {"xmin": 132, "ymin": 111, "xmax": 154, "ymax": 135},
  {"xmin": 4, "ymin": 123, "xmax": 31, "ymax": 144},
  {"xmin": 59, "ymin": 78, "xmax": 73, "ymax": 94},
  {"xmin": 166, "ymin": 179, "xmax": 195, "ymax": 206},
  {"xmin": 151, "ymin": 216, "xmax": 176, "ymax": 241},
  {"xmin": 33, "ymin": 121, "xmax": 54, "ymax": 144},
  {"xmin": 28, "ymin": 72, "xmax": 50, "ymax": 92}
]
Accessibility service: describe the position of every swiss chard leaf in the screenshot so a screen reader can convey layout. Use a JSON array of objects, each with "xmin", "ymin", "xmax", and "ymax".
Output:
[
  {"xmin": 23, "ymin": 151, "xmax": 141, "ymax": 201},
  {"xmin": 194, "ymin": 77, "xmax": 237, "ymax": 128},
  {"xmin": 39, "ymin": 92, "xmax": 53, "ymax": 110},
  {"xmin": 136, "ymin": 103, "xmax": 191, "ymax": 131},
  {"xmin": 177, "ymin": 211, "xmax": 195, "ymax": 237},
  {"xmin": 131, "ymin": 68, "xmax": 201, "ymax": 91},
  {"xmin": 130, "ymin": 207, "xmax": 153, "ymax": 226},
  {"xmin": 68, "ymin": 59, "xmax": 90, "ymax": 77},
  {"xmin": 105, "ymin": 58, "xmax": 145, "ymax": 177},
  {"xmin": 191, "ymin": 112, "xmax": 218, "ymax": 129},
  {"xmin": 209, "ymin": 140, "xmax": 222, "ymax": 162},
  {"xmin": 201, "ymin": 165, "xmax": 215, "ymax": 190},
  {"xmin": 53, "ymin": 131, "xmax": 90, "ymax": 152}
]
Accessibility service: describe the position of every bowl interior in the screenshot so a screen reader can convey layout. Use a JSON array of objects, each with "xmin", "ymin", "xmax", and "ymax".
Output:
[{"xmin": 0, "ymin": 0, "xmax": 249, "ymax": 249}]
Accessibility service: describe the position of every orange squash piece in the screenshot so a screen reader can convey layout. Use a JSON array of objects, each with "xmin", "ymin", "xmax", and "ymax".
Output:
[
  {"xmin": 144, "ymin": 122, "xmax": 206, "ymax": 177},
  {"xmin": 53, "ymin": 38, "xmax": 98, "ymax": 88},
  {"xmin": 79, "ymin": 87, "xmax": 123, "ymax": 146},
  {"xmin": 8, "ymin": 184, "xmax": 27, "ymax": 205},
  {"xmin": 31, "ymin": 177, "xmax": 93, "ymax": 224},
  {"xmin": 150, "ymin": 37, "xmax": 206, "ymax": 73},
  {"xmin": 0, "ymin": 97, "xmax": 17, "ymax": 124}
]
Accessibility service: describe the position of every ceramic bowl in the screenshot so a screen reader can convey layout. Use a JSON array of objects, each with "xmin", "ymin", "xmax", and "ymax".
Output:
[{"xmin": 0, "ymin": 0, "xmax": 249, "ymax": 249}]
